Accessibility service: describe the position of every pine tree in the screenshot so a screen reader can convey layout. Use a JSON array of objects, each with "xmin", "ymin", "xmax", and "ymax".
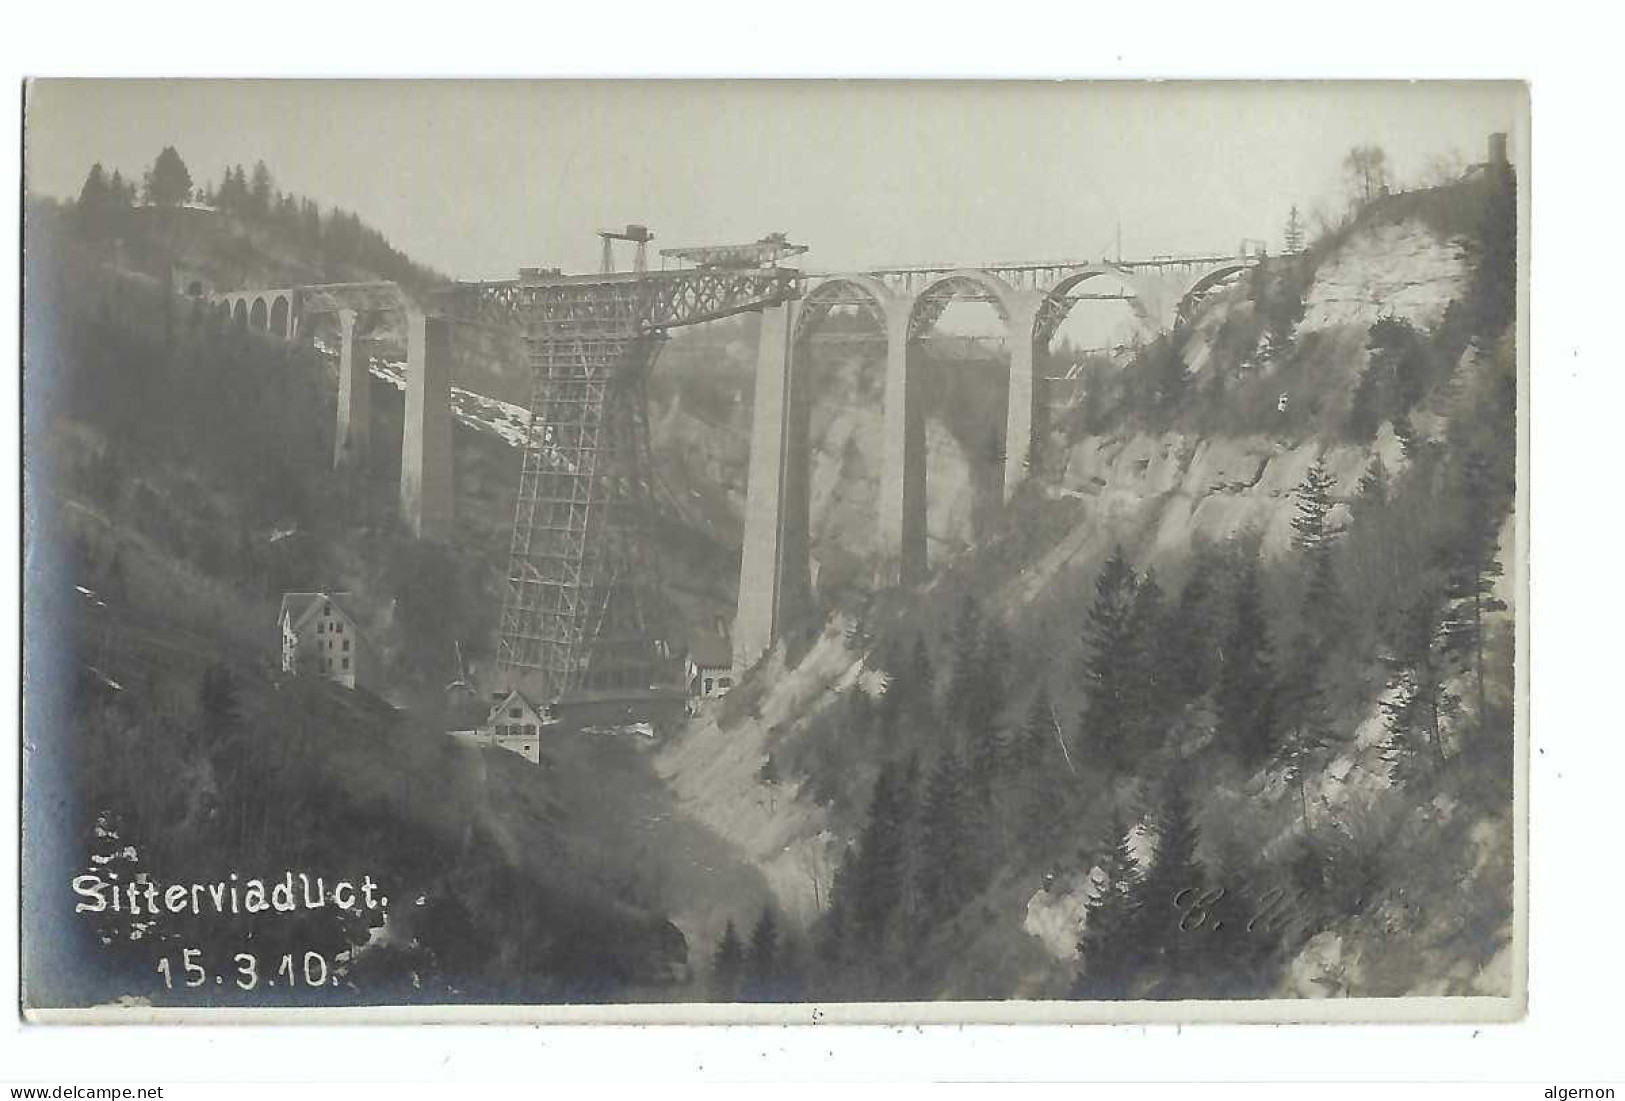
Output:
[
  {"xmin": 1169, "ymin": 549, "xmax": 1222, "ymax": 703},
  {"xmin": 1253, "ymin": 264, "xmax": 1306, "ymax": 367},
  {"xmin": 107, "ymin": 169, "xmax": 135, "ymax": 209},
  {"xmin": 851, "ymin": 761, "xmax": 915, "ymax": 949},
  {"xmin": 1439, "ymin": 450, "xmax": 1510, "ymax": 721},
  {"xmin": 1290, "ymin": 459, "xmax": 1339, "ymax": 556},
  {"xmin": 1379, "ymin": 582, "xmax": 1456, "ymax": 782},
  {"xmin": 1074, "ymin": 813, "xmax": 1142, "ymax": 999},
  {"xmin": 1018, "ymin": 685, "xmax": 1056, "ymax": 768},
  {"xmin": 249, "ymin": 161, "xmax": 274, "ymax": 217},
  {"xmin": 145, "ymin": 146, "xmax": 192, "ymax": 207},
  {"xmin": 961, "ymin": 611, "xmax": 1013, "ymax": 801},
  {"xmin": 76, "ymin": 163, "xmax": 118, "ymax": 236},
  {"xmin": 1009, "ymin": 687, "xmax": 1071, "ymax": 851},
  {"xmin": 1353, "ymin": 316, "xmax": 1428, "ymax": 439},
  {"xmin": 1284, "ymin": 204, "xmax": 1306, "ymax": 254},
  {"xmin": 1081, "ymin": 545, "xmax": 1140, "ymax": 773},
  {"xmin": 771, "ymin": 930, "xmax": 808, "ymax": 1003},
  {"xmin": 1149, "ymin": 335, "xmax": 1190, "ymax": 408},
  {"xmin": 77, "ymin": 162, "xmax": 109, "ymax": 209},
  {"xmin": 1147, "ymin": 782, "xmax": 1202, "ymax": 911},
  {"xmin": 744, "ymin": 906, "xmax": 780, "ymax": 1001},
  {"xmin": 1356, "ymin": 454, "xmax": 1390, "ymax": 513},
  {"xmin": 880, "ymin": 634, "xmax": 933, "ymax": 737},
  {"xmin": 947, "ymin": 595, "xmax": 985, "ymax": 735},
  {"xmin": 907, "ymin": 633, "xmax": 936, "ymax": 726},
  {"xmin": 300, "ymin": 199, "xmax": 322, "ymax": 246},
  {"xmin": 918, "ymin": 749, "xmax": 971, "ymax": 918},
  {"xmin": 1275, "ymin": 676, "xmax": 1330, "ymax": 872},
  {"xmin": 1292, "ymin": 459, "xmax": 1347, "ymax": 662},
  {"xmin": 712, "ymin": 919, "xmax": 745, "ymax": 1001},
  {"xmin": 1347, "ymin": 358, "xmax": 1386, "ymax": 441},
  {"xmin": 1132, "ymin": 780, "xmax": 1208, "ymax": 990},
  {"xmin": 221, "ymin": 165, "xmax": 248, "ymax": 213},
  {"xmin": 979, "ymin": 617, "xmax": 1012, "ymax": 739},
  {"xmin": 1128, "ymin": 567, "xmax": 1172, "ymax": 746},
  {"xmin": 1215, "ymin": 549, "xmax": 1277, "ymax": 767},
  {"xmin": 815, "ymin": 861, "xmax": 851, "ymax": 979}
]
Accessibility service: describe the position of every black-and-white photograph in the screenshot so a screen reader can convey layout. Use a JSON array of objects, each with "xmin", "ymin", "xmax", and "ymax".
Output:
[{"xmin": 20, "ymin": 79, "xmax": 1527, "ymax": 1021}]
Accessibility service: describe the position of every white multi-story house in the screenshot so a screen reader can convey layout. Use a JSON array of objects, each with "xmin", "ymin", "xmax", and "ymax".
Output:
[{"xmin": 278, "ymin": 591, "xmax": 366, "ymax": 689}]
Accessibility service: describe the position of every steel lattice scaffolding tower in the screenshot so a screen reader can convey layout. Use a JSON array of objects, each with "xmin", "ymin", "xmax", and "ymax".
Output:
[
  {"xmin": 502, "ymin": 327, "xmax": 664, "ymax": 695},
  {"xmin": 437, "ymin": 238, "xmax": 804, "ymax": 702}
]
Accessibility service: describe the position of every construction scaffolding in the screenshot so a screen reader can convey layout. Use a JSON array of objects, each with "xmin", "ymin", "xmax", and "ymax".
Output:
[
  {"xmin": 500, "ymin": 327, "xmax": 667, "ymax": 695},
  {"xmin": 438, "ymin": 243, "xmax": 802, "ymax": 702}
]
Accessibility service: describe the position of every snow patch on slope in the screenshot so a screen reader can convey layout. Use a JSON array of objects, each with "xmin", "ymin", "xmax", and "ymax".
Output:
[{"xmin": 369, "ymin": 358, "xmax": 531, "ymax": 448}]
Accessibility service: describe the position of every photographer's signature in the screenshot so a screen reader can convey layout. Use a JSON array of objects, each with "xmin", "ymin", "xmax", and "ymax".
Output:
[{"xmin": 1162, "ymin": 884, "xmax": 1411, "ymax": 941}]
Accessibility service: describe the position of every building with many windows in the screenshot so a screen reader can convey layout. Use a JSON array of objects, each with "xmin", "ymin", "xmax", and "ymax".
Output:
[{"xmin": 278, "ymin": 591, "xmax": 366, "ymax": 690}]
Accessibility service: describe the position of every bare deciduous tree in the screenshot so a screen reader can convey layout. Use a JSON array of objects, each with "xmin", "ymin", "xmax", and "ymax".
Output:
[{"xmin": 1344, "ymin": 144, "xmax": 1391, "ymax": 207}]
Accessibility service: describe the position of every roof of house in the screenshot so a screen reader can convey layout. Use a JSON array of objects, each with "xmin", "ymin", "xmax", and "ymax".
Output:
[
  {"xmin": 486, "ymin": 688, "xmax": 547, "ymax": 724},
  {"xmin": 687, "ymin": 631, "xmax": 732, "ymax": 670},
  {"xmin": 278, "ymin": 591, "xmax": 365, "ymax": 636}
]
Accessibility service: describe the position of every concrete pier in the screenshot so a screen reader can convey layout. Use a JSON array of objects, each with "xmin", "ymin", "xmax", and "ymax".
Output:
[
  {"xmin": 876, "ymin": 306, "xmax": 926, "ymax": 587},
  {"xmin": 733, "ymin": 301, "xmax": 807, "ymax": 673},
  {"xmin": 332, "ymin": 308, "xmax": 370, "ymax": 471},
  {"xmin": 401, "ymin": 312, "xmax": 453, "ymax": 540},
  {"xmin": 1002, "ymin": 293, "xmax": 1043, "ymax": 500}
]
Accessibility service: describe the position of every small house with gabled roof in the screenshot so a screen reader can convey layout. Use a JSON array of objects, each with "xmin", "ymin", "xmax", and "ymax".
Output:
[
  {"xmin": 685, "ymin": 629, "xmax": 734, "ymax": 700},
  {"xmin": 448, "ymin": 687, "xmax": 552, "ymax": 765},
  {"xmin": 279, "ymin": 591, "xmax": 367, "ymax": 689}
]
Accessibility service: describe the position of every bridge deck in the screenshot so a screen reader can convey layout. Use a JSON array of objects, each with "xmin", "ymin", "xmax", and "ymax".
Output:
[{"xmin": 808, "ymin": 253, "xmax": 1249, "ymax": 279}]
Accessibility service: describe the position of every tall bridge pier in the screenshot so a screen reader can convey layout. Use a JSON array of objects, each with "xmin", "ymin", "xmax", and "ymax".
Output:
[
  {"xmin": 734, "ymin": 300, "xmax": 809, "ymax": 673},
  {"xmin": 333, "ymin": 308, "xmax": 368, "ymax": 470},
  {"xmin": 400, "ymin": 313, "xmax": 453, "ymax": 540}
]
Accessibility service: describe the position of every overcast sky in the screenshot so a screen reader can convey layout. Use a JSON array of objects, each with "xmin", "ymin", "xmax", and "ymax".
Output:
[{"xmin": 24, "ymin": 80, "xmax": 1523, "ymax": 280}]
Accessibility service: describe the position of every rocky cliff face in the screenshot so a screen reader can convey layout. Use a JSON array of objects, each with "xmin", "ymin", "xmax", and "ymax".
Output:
[
  {"xmin": 1300, "ymin": 218, "xmax": 1469, "ymax": 332},
  {"xmin": 801, "ymin": 369, "xmax": 997, "ymax": 578}
]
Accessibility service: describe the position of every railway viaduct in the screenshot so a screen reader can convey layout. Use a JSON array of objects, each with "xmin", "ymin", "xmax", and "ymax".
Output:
[
  {"xmin": 731, "ymin": 252, "xmax": 1260, "ymax": 673},
  {"xmin": 210, "ymin": 283, "xmax": 452, "ymax": 541},
  {"xmin": 212, "ymin": 245, "xmax": 1260, "ymax": 685}
]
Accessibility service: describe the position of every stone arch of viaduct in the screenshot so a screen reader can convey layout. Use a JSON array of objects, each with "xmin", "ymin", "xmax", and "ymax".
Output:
[
  {"xmin": 209, "ymin": 283, "xmax": 452, "ymax": 542},
  {"xmin": 731, "ymin": 255, "xmax": 1256, "ymax": 672},
  {"xmin": 215, "ymin": 288, "xmax": 304, "ymax": 340}
]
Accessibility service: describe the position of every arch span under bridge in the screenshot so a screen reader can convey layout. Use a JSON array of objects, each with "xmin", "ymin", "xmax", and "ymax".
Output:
[{"xmin": 731, "ymin": 249, "xmax": 1261, "ymax": 672}]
